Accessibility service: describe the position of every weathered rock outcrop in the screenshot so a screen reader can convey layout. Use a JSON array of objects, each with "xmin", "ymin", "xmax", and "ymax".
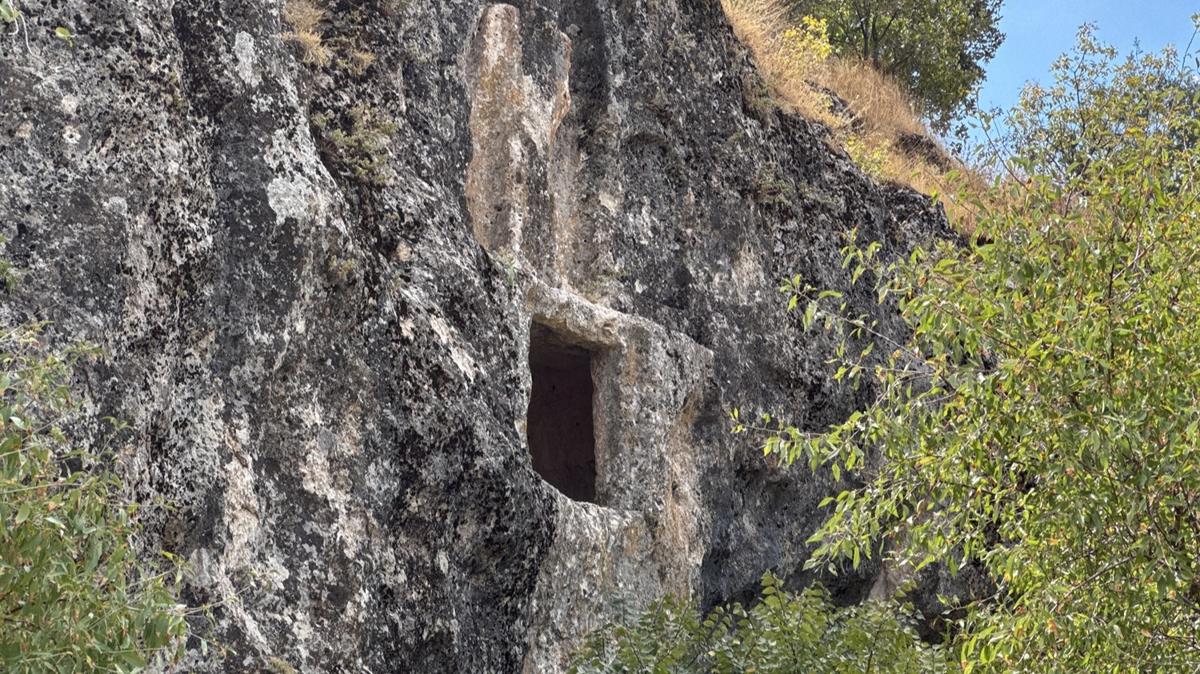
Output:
[{"xmin": 0, "ymin": 0, "xmax": 950, "ymax": 671}]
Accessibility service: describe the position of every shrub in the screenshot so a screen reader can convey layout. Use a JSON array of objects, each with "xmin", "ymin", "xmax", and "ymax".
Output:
[
  {"xmin": 312, "ymin": 104, "xmax": 397, "ymax": 185},
  {"xmin": 569, "ymin": 574, "xmax": 950, "ymax": 674},
  {"xmin": 0, "ymin": 320, "xmax": 186, "ymax": 672}
]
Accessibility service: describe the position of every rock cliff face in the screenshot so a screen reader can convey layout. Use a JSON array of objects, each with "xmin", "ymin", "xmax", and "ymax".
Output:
[{"xmin": 0, "ymin": 0, "xmax": 950, "ymax": 671}]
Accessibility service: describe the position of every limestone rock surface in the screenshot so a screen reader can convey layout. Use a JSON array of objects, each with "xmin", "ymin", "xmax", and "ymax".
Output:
[{"xmin": 0, "ymin": 0, "xmax": 950, "ymax": 671}]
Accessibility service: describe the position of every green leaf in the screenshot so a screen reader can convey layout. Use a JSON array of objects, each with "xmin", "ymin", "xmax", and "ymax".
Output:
[{"xmin": 15, "ymin": 502, "xmax": 31, "ymax": 524}]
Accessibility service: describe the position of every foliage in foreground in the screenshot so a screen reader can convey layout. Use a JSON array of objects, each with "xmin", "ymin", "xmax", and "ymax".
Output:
[
  {"xmin": 569, "ymin": 574, "xmax": 949, "ymax": 674},
  {"xmin": 761, "ymin": 25, "xmax": 1200, "ymax": 673},
  {"xmin": 0, "ymin": 320, "xmax": 186, "ymax": 672}
]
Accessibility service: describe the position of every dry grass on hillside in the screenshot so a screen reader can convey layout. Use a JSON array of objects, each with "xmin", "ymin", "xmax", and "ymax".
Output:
[
  {"xmin": 720, "ymin": 0, "xmax": 983, "ymax": 232},
  {"xmin": 822, "ymin": 59, "xmax": 925, "ymax": 140},
  {"xmin": 719, "ymin": 0, "xmax": 838, "ymax": 126}
]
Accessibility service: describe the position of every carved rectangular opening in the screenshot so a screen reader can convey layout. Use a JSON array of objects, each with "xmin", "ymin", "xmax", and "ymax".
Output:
[{"xmin": 527, "ymin": 323, "xmax": 597, "ymax": 503}]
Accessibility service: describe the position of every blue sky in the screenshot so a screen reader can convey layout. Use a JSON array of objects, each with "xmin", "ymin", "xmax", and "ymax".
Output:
[{"xmin": 977, "ymin": 0, "xmax": 1198, "ymax": 115}]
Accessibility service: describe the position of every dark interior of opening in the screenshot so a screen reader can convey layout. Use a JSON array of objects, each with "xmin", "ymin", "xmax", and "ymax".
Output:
[{"xmin": 527, "ymin": 323, "xmax": 597, "ymax": 503}]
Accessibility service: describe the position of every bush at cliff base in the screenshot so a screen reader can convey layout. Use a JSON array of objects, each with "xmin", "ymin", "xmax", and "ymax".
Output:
[
  {"xmin": 569, "ymin": 573, "xmax": 951, "ymax": 673},
  {"xmin": 0, "ymin": 319, "xmax": 186, "ymax": 673}
]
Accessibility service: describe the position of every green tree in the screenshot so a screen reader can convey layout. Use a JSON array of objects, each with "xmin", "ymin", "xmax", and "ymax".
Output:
[
  {"xmin": 0, "ymin": 313, "xmax": 187, "ymax": 672},
  {"xmin": 790, "ymin": 0, "xmax": 1004, "ymax": 130},
  {"xmin": 570, "ymin": 574, "xmax": 950, "ymax": 674},
  {"xmin": 764, "ymin": 23, "xmax": 1200, "ymax": 672},
  {"xmin": 984, "ymin": 24, "xmax": 1199, "ymax": 188}
]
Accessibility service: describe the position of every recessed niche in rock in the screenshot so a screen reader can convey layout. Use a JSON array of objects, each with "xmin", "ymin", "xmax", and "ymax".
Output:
[{"xmin": 527, "ymin": 323, "xmax": 598, "ymax": 503}]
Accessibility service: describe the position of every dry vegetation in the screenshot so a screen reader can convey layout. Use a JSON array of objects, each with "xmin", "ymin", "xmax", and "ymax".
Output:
[
  {"xmin": 719, "ymin": 2, "xmax": 840, "ymax": 126},
  {"xmin": 345, "ymin": 48, "xmax": 377, "ymax": 76},
  {"xmin": 720, "ymin": 0, "xmax": 985, "ymax": 231},
  {"xmin": 283, "ymin": 0, "xmax": 332, "ymax": 66},
  {"xmin": 822, "ymin": 58, "xmax": 925, "ymax": 140}
]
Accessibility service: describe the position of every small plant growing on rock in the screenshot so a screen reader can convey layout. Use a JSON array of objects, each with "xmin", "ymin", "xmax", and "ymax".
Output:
[
  {"xmin": 741, "ymin": 71, "xmax": 777, "ymax": 122},
  {"xmin": 843, "ymin": 133, "xmax": 887, "ymax": 179},
  {"xmin": 327, "ymin": 256, "xmax": 359, "ymax": 285},
  {"xmin": 315, "ymin": 104, "xmax": 397, "ymax": 186},
  {"xmin": 283, "ymin": 0, "xmax": 331, "ymax": 66},
  {"xmin": 0, "ymin": 0, "xmax": 18, "ymax": 24},
  {"xmin": 341, "ymin": 48, "xmax": 376, "ymax": 76},
  {"xmin": 52, "ymin": 25, "xmax": 74, "ymax": 48},
  {"xmin": 0, "ymin": 0, "xmax": 30, "ymax": 53},
  {"xmin": 752, "ymin": 164, "xmax": 794, "ymax": 206}
]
